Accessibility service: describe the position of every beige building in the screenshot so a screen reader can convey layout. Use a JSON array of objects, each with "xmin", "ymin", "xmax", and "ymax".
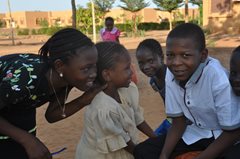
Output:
[
  {"xmin": 2, "ymin": 8, "xmax": 198, "ymax": 29},
  {"xmin": 203, "ymin": 0, "xmax": 240, "ymax": 33},
  {"xmin": 3, "ymin": 10, "xmax": 73, "ymax": 29},
  {"xmin": 106, "ymin": 8, "xmax": 199, "ymax": 24}
]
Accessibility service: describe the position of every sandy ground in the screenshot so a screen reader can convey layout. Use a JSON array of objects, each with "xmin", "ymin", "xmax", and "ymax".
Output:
[{"xmin": 0, "ymin": 30, "xmax": 239, "ymax": 159}]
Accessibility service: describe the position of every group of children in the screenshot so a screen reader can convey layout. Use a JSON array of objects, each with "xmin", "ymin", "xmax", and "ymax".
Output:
[
  {"xmin": 74, "ymin": 20, "xmax": 240, "ymax": 159},
  {"xmin": 0, "ymin": 15, "xmax": 239, "ymax": 159}
]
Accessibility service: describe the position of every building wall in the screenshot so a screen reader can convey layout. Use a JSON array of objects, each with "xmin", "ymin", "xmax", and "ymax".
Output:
[
  {"xmin": 203, "ymin": 0, "xmax": 240, "ymax": 33},
  {"xmin": 48, "ymin": 10, "xmax": 72, "ymax": 26},
  {"xmin": 3, "ymin": 8, "xmax": 199, "ymax": 29},
  {"xmin": 25, "ymin": 11, "xmax": 48, "ymax": 28}
]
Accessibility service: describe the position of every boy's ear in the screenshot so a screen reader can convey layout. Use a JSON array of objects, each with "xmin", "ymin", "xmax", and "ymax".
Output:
[
  {"xmin": 102, "ymin": 70, "xmax": 111, "ymax": 82},
  {"xmin": 200, "ymin": 48, "xmax": 208, "ymax": 63}
]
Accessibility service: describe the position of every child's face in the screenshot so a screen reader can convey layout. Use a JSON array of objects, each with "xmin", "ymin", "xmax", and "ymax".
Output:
[
  {"xmin": 166, "ymin": 38, "xmax": 206, "ymax": 82},
  {"xmin": 105, "ymin": 20, "xmax": 114, "ymax": 31},
  {"xmin": 229, "ymin": 55, "xmax": 240, "ymax": 96},
  {"xmin": 58, "ymin": 46, "xmax": 98, "ymax": 91},
  {"xmin": 108, "ymin": 54, "xmax": 132, "ymax": 88},
  {"xmin": 136, "ymin": 47, "xmax": 163, "ymax": 77}
]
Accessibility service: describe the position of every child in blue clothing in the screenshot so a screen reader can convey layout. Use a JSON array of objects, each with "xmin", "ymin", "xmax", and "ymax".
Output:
[
  {"xmin": 134, "ymin": 23, "xmax": 240, "ymax": 159},
  {"xmin": 136, "ymin": 39, "xmax": 171, "ymax": 135}
]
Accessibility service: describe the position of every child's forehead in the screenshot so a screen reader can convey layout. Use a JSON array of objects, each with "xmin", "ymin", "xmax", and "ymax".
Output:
[
  {"xmin": 166, "ymin": 37, "xmax": 197, "ymax": 48},
  {"xmin": 231, "ymin": 53, "xmax": 240, "ymax": 63},
  {"xmin": 105, "ymin": 20, "xmax": 113, "ymax": 24}
]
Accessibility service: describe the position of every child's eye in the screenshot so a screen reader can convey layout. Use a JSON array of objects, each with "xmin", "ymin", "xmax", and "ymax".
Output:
[
  {"xmin": 148, "ymin": 59, "xmax": 154, "ymax": 63},
  {"xmin": 81, "ymin": 67, "xmax": 89, "ymax": 72},
  {"xmin": 183, "ymin": 53, "xmax": 191, "ymax": 57},
  {"xmin": 166, "ymin": 54, "xmax": 174, "ymax": 58}
]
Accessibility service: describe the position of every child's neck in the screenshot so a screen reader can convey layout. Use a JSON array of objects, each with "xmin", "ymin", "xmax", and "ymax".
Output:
[
  {"xmin": 155, "ymin": 65, "xmax": 166, "ymax": 80},
  {"xmin": 103, "ymin": 85, "xmax": 121, "ymax": 103}
]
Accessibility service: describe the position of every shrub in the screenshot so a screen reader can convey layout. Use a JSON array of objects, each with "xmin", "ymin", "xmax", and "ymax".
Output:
[
  {"xmin": 17, "ymin": 28, "xmax": 30, "ymax": 35},
  {"xmin": 37, "ymin": 28, "xmax": 48, "ymax": 35},
  {"xmin": 46, "ymin": 26, "xmax": 63, "ymax": 35}
]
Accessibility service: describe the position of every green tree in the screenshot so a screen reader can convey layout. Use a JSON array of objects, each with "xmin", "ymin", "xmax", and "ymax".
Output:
[
  {"xmin": 119, "ymin": 0, "xmax": 149, "ymax": 35},
  {"xmin": 76, "ymin": 3, "xmax": 102, "ymax": 35},
  {"xmin": 94, "ymin": 0, "xmax": 116, "ymax": 25},
  {"xmin": 153, "ymin": 0, "xmax": 183, "ymax": 30},
  {"xmin": 39, "ymin": 19, "xmax": 49, "ymax": 28},
  {"xmin": 189, "ymin": 0, "xmax": 203, "ymax": 25},
  {"xmin": 94, "ymin": 0, "xmax": 115, "ymax": 13},
  {"xmin": 71, "ymin": 0, "xmax": 77, "ymax": 28}
]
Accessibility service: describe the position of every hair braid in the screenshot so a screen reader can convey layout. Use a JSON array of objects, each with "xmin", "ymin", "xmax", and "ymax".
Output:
[
  {"xmin": 95, "ymin": 41, "xmax": 129, "ymax": 84},
  {"xmin": 39, "ymin": 28, "xmax": 94, "ymax": 65}
]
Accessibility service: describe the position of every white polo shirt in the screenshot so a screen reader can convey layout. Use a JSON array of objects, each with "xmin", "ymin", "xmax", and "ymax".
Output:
[{"xmin": 165, "ymin": 57, "xmax": 240, "ymax": 145}]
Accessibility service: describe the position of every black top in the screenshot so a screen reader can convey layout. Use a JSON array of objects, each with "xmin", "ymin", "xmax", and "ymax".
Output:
[
  {"xmin": 0, "ymin": 53, "xmax": 50, "ymax": 135},
  {"xmin": 149, "ymin": 65, "xmax": 167, "ymax": 102}
]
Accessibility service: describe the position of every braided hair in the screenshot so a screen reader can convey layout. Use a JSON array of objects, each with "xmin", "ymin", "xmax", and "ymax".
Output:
[
  {"xmin": 167, "ymin": 23, "xmax": 205, "ymax": 52},
  {"xmin": 38, "ymin": 28, "xmax": 94, "ymax": 65},
  {"xmin": 136, "ymin": 38, "xmax": 164, "ymax": 63},
  {"xmin": 95, "ymin": 41, "xmax": 129, "ymax": 84}
]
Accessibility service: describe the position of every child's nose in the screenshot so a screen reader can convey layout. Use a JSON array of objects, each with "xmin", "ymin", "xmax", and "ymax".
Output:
[{"xmin": 172, "ymin": 56, "xmax": 182, "ymax": 66}]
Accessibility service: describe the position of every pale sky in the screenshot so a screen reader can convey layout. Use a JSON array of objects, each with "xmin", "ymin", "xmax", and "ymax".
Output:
[{"xmin": 0, "ymin": 0, "xmax": 197, "ymax": 13}]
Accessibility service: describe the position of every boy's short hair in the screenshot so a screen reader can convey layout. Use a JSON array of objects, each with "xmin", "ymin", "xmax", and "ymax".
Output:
[
  {"xmin": 167, "ymin": 23, "xmax": 205, "ymax": 52},
  {"xmin": 105, "ymin": 17, "xmax": 114, "ymax": 23},
  {"xmin": 232, "ymin": 46, "xmax": 240, "ymax": 55}
]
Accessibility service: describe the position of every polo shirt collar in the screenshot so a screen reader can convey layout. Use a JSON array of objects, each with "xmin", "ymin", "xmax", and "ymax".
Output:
[{"xmin": 188, "ymin": 57, "xmax": 211, "ymax": 84}]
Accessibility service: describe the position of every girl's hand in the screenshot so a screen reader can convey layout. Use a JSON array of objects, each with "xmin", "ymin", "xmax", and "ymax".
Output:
[
  {"xmin": 80, "ymin": 84, "xmax": 107, "ymax": 106},
  {"xmin": 22, "ymin": 134, "xmax": 52, "ymax": 159}
]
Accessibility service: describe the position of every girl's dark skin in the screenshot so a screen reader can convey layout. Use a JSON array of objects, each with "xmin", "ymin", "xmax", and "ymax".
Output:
[
  {"xmin": 0, "ymin": 47, "xmax": 106, "ymax": 159},
  {"xmin": 101, "ymin": 52, "xmax": 156, "ymax": 155}
]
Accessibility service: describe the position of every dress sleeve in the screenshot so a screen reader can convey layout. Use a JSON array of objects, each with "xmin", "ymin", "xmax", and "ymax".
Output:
[
  {"xmin": 120, "ymin": 82, "xmax": 144, "ymax": 125},
  {"xmin": 93, "ymin": 107, "xmax": 131, "ymax": 153}
]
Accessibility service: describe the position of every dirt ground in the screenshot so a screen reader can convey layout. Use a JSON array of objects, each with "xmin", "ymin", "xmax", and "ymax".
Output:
[{"xmin": 0, "ymin": 31, "xmax": 239, "ymax": 159}]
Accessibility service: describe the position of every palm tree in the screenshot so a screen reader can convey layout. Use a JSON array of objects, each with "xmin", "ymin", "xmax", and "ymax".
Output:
[
  {"xmin": 153, "ymin": 0, "xmax": 183, "ymax": 30},
  {"xmin": 94, "ymin": 0, "xmax": 115, "ymax": 13},
  {"xmin": 71, "ymin": 0, "xmax": 77, "ymax": 28},
  {"xmin": 94, "ymin": 0, "xmax": 116, "ymax": 25},
  {"xmin": 119, "ymin": 0, "xmax": 149, "ymax": 35}
]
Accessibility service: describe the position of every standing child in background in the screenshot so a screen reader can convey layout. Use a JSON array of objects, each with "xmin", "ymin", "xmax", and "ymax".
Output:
[
  {"xmin": 136, "ymin": 39, "xmax": 171, "ymax": 135},
  {"xmin": 100, "ymin": 17, "xmax": 120, "ymax": 43},
  {"xmin": 134, "ymin": 23, "xmax": 240, "ymax": 159},
  {"xmin": 75, "ymin": 41, "xmax": 156, "ymax": 159},
  {"xmin": 100, "ymin": 16, "xmax": 138, "ymax": 84}
]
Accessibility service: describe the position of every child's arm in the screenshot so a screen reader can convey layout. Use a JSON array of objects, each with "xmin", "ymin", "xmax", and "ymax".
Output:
[
  {"xmin": 159, "ymin": 116, "xmax": 187, "ymax": 159},
  {"xmin": 124, "ymin": 140, "xmax": 136, "ymax": 154},
  {"xmin": 137, "ymin": 121, "xmax": 157, "ymax": 138},
  {"xmin": 195, "ymin": 129, "xmax": 240, "ymax": 159},
  {"xmin": 0, "ymin": 116, "xmax": 51, "ymax": 159},
  {"xmin": 116, "ymin": 36, "xmax": 120, "ymax": 43}
]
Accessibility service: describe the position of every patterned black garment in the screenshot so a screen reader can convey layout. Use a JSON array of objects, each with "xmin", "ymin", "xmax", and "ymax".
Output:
[{"xmin": 0, "ymin": 53, "xmax": 50, "ymax": 159}]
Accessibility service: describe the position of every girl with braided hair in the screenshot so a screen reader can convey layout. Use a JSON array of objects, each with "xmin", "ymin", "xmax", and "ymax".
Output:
[
  {"xmin": 0, "ymin": 28, "xmax": 104, "ymax": 159},
  {"xmin": 75, "ymin": 41, "xmax": 156, "ymax": 159}
]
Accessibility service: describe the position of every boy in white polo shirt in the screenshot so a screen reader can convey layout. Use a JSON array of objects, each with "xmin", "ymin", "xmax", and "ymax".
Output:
[{"xmin": 133, "ymin": 23, "xmax": 240, "ymax": 159}]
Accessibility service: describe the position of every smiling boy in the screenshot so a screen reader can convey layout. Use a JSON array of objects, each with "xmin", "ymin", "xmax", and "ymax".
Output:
[{"xmin": 134, "ymin": 23, "xmax": 240, "ymax": 159}]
